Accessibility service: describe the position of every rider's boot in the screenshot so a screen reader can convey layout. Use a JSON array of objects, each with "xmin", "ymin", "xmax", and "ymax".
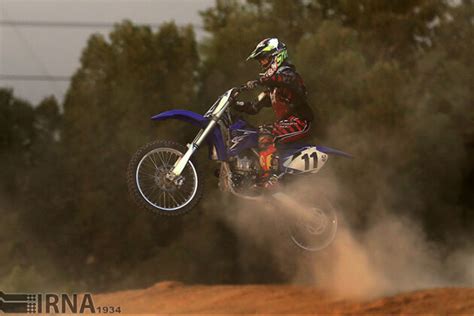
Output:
[{"xmin": 257, "ymin": 171, "xmax": 280, "ymax": 190}]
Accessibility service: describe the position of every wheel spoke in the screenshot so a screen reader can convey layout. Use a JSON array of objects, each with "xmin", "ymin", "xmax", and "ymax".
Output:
[
  {"xmin": 166, "ymin": 191, "xmax": 179, "ymax": 207},
  {"xmin": 141, "ymin": 162, "xmax": 157, "ymax": 173},
  {"xmin": 154, "ymin": 151, "xmax": 167, "ymax": 166},
  {"xmin": 149, "ymin": 155, "xmax": 160, "ymax": 170},
  {"xmin": 138, "ymin": 169, "xmax": 156, "ymax": 178},
  {"xmin": 166, "ymin": 152, "xmax": 174, "ymax": 165},
  {"xmin": 174, "ymin": 189, "xmax": 187, "ymax": 202}
]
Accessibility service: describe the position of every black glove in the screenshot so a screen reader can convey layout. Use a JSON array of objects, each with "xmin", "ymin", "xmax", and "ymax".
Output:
[
  {"xmin": 245, "ymin": 79, "xmax": 260, "ymax": 89},
  {"xmin": 234, "ymin": 101, "xmax": 251, "ymax": 112}
]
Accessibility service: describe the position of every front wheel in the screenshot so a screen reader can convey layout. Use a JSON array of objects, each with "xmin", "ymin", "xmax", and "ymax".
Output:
[
  {"xmin": 287, "ymin": 194, "xmax": 338, "ymax": 252},
  {"xmin": 127, "ymin": 140, "xmax": 203, "ymax": 216}
]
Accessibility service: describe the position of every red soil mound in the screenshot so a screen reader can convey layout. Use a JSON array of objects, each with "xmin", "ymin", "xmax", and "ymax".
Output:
[{"xmin": 93, "ymin": 281, "xmax": 474, "ymax": 314}]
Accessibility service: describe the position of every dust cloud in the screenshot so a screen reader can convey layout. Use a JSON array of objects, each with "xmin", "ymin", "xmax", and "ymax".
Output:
[
  {"xmin": 215, "ymin": 91, "xmax": 474, "ymax": 299},
  {"xmin": 218, "ymin": 167, "xmax": 474, "ymax": 299}
]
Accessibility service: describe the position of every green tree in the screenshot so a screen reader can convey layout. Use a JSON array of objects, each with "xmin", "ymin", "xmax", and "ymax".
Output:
[
  {"xmin": 0, "ymin": 89, "xmax": 35, "ymax": 194},
  {"xmin": 53, "ymin": 20, "xmax": 205, "ymax": 289},
  {"xmin": 0, "ymin": 89, "xmax": 64, "ymax": 291},
  {"xmin": 2, "ymin": 0, "xmax": 473, "ymax": 291},
  {"xmin": 309, "ymin": 0, "xmax": 447, "ymax": 62}
]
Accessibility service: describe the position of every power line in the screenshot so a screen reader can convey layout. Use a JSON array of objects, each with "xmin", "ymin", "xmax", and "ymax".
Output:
[
  {"xmin": 0, "ymin": 75, "xmax": 71, "ymax": 81},
  {"xmin": 0, "ymin": 19, "xmax": 158, "ymax": 28},
  {"xmin": 0, "ymin": 19, "xmax": 203, "ymax": 29},
  {"xmin": 1, "ymin": 8, "xmax": 65, "ymax": 94},
  {"xmin": 0, "ymin": 18, "xmax": 204, "ymax": 84}
]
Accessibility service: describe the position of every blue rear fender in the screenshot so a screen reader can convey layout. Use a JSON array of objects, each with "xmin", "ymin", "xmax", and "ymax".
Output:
[
  {"xmin": 151, "ymin": 109, "xmax": 227, "ymax": 160},
  {"xmin": 316, "ymin": 145, "xmax": 353, "ymax": 158}
]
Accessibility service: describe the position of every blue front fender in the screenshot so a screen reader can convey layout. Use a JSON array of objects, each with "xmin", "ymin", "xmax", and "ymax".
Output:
[
  {"xmin": 151, "ymin": 109, "xmax": 228, "ymax": 160},
  {"xmin": 151, "ymin": 109, "xmax": 208, "ymax": 128}
]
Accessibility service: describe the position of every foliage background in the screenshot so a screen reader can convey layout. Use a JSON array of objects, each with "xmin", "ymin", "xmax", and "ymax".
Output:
[{"xmin": 0, "ymin": 0, "xmax": 472, "ymax": 292}]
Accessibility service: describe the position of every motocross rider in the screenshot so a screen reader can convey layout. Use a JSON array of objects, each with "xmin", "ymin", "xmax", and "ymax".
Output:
[{"xmin": 236, "ymin": 38, "xmax": 314, "ymax": 189}]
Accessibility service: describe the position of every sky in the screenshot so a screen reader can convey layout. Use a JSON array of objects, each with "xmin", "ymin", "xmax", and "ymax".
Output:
[{"xmin": 0, "ymin": 0, "xmax": 214, "ymax": 104}]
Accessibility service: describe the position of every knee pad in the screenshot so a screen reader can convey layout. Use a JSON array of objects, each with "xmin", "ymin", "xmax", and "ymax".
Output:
[
  {"xmin": 258, "ymin": 125, "xmax": 274, "ymax": 150},
  {"xmin": 258, "ymin": 134, "xmax": 273, "ymax": 150}
]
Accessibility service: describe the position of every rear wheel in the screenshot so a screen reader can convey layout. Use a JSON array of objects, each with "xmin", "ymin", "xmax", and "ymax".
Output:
[
  {"xmin": 288, "ymin": 194, "xmax": 338, "ymax": 252},
  {"xmin": 127, "ymin": 140, "xmax": 203, "ymax": 216}
]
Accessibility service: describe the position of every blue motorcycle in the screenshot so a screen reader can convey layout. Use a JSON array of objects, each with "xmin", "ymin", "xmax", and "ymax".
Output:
[{"xmin": 127, "ymin": 86, "xmax": 351, "ymax": 251}]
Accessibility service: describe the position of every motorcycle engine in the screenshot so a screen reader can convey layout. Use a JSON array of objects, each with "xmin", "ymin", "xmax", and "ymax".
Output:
[
  {"xmin": 230, "ymin": 154, "xmax": 258, "ymax": 188},
  {"xmin": 235, "ymin": 155, "xmax": 254, "ymax": 172}
]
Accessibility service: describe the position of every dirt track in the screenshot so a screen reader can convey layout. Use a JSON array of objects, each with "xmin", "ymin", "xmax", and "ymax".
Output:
[{"xmin": 94, "ymin": 281, "xmax": 474, "ymax": 314}]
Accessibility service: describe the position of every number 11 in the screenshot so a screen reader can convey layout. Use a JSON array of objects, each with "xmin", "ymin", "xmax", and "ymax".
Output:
[{"xmin": 301, "ymin": 152, "xmax": 318, "ymax": 170}]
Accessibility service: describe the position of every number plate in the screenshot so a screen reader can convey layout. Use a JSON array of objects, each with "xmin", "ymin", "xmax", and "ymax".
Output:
[{"xmin": 282, "ymin": 147, "xmax": 328, "ymax": 174}]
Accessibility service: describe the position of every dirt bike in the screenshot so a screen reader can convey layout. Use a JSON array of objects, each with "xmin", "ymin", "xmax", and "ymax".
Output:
[{"xmin": 127, "ymin": 86, "xmax": 351, "ymax": 251}]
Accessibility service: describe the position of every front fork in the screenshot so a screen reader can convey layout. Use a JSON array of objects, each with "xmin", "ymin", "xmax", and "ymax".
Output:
[{"xmin": 167, "ymin": 118, "xmax": 218, "ymax": 180}]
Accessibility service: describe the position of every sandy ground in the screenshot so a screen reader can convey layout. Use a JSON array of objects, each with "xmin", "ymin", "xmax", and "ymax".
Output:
[{"xmin": 93, "ymin": 281, "xmax": 474, "ymax": 314}]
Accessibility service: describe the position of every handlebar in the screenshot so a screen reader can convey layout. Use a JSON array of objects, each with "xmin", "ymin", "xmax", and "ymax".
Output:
[
  {"xmin": 228, "ymin": 85, "xmax": 249, "ymax": 101},
  {"xmin": 235, "ymin": 85, "xmax": 250, "ymax": 93}
]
